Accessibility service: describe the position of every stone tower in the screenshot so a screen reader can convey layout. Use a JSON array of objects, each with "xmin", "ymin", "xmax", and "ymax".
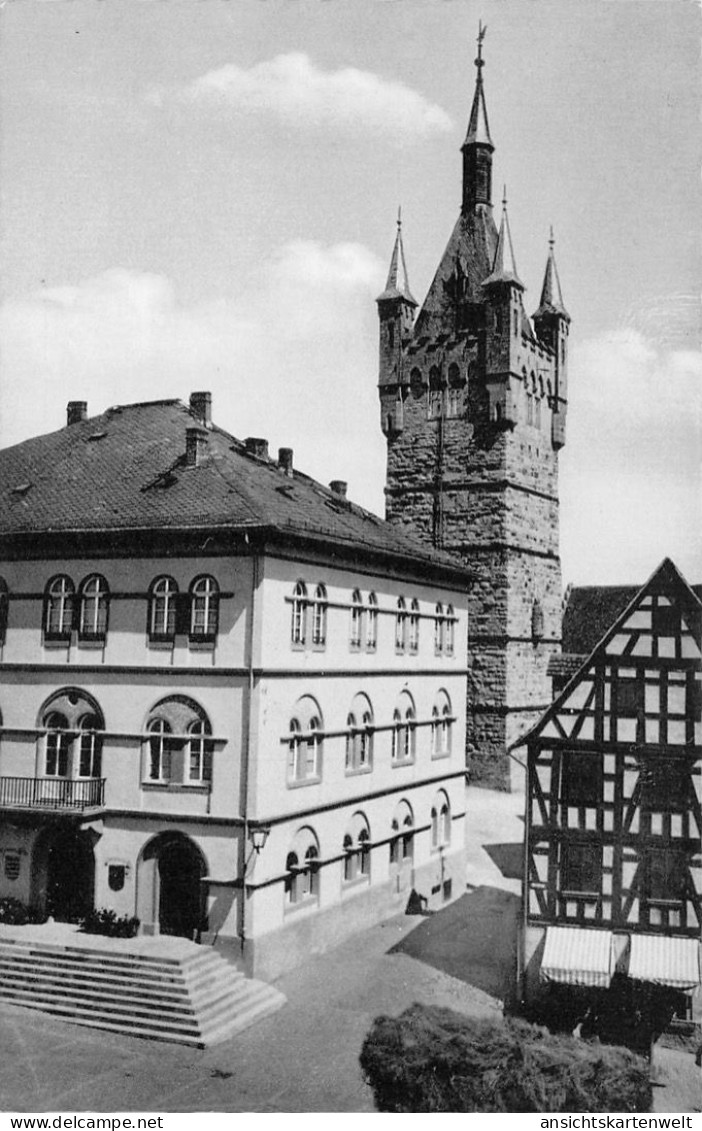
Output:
[{"xmin": 377, "ymin": 29, "xmax": 570, "ymax": 789}]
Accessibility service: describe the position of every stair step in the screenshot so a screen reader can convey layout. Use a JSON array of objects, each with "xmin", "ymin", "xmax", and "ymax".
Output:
[{"xmin": 0, "ymin": 932, "xmax": 285, "ymax": 1046}]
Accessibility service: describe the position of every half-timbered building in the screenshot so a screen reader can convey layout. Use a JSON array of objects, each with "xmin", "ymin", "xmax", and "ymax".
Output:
[{"xmin": 518, "ymin": 559, "xmax": 702, "ymax": 1025}]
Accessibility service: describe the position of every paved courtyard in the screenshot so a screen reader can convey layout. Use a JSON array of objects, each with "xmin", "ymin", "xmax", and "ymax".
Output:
[{"xmin": 0, "ymin": 787, "xmax": 698, "ymax": 1113}]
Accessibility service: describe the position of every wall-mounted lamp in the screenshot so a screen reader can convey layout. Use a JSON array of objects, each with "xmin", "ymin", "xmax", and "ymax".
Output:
[{"xmin": 249, "ymin": 826, "xmax": 271, "ymax": 854}]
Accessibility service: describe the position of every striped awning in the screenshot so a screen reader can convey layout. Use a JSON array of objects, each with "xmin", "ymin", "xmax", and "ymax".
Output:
[
  {"xmin": 628, "ymin": 934, "xmax": 701, "ymax": 991},
  {"xmin": 540, "ymin": 927, "xmax": 613, "ymax": 989}
]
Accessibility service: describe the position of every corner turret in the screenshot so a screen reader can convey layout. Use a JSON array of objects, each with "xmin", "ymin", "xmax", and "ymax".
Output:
[
  {"xmin": 533, "ymin": 229, "xmax": 570, "ymax": 449},
  {"xmin": 481, "ymin": 192, "xmax": 524, "ymax": 427},
  {"xmin": 377, "ymin": 209, "xmax": 417, "ymax": 437}
]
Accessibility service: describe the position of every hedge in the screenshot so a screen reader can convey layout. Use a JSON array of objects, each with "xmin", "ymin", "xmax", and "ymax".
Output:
[{"xmin": 359, "ymin": 1004, "xmax": 651, "ymax": 1113}]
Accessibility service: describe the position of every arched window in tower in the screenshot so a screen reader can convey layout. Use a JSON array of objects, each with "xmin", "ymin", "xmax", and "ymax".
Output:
[
  {"xmin": 428, "ymin": 367, "xmax": 443, "ymax": 419},
  {"xmin": 410, "ymin": 367, "xmax": 424, "ymax": 399},
  {"xmin": 445, "ymin": 605, "xmax": 455, "ymax": 655},
  {"xmin": 447, "ymin": 363, "xmax": 463, "ymax": 417}
]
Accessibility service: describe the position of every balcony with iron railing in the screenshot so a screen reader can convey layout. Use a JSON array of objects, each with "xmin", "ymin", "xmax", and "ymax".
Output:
[{"xmin": 0, "ymin": 776, "xmax": 105, "ymax": 812}]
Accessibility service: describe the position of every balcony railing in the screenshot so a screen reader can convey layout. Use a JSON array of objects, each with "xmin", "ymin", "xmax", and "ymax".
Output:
[{"xmin": 0, "ymin": 776, "xmax": 105, "ymax": 811}]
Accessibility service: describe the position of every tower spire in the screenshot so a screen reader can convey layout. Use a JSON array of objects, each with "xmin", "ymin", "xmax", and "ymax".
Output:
[
  {"xmin": 534, "ymin": 227, "xmax": 569, "ymax": 320},
  {"xmin": 376, "ymin": 206, "xmax": 417, "ymax": 305},
  {"xmin": 482, "ymin": 188, "xmax": 523, "ymax": 289},
  {"xmin": 461, "ymin": 22, "xmax": 494, "ymax": 212}
]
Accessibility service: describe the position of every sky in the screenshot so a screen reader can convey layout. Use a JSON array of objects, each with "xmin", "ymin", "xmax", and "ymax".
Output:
[{"xmin": 0, "ymin": 0, "xmax": 699, "ymax": 587}]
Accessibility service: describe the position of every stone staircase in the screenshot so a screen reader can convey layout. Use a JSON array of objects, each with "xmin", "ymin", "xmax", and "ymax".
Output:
[{"xmin": 0, "ymin": 933, "xmax": 286, "ymax": 1047}]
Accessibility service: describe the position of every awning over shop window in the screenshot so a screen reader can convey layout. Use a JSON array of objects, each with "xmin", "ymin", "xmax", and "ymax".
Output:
[
  {"xmin": 541, "ymin": 927, "xmax": 613, "ymax": 989},
  {"xmin": 628, "ymin": 934, "xmax": 701, "ymax": 992}
]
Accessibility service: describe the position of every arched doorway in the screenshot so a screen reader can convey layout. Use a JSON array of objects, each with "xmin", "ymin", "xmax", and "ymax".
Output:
[
  {"xmin": 33, "ymin": 826, "xmax": 95, "ymax": 922},
  {"xmin": 138, "ymin": 832, "xmax": 206, "ymax": 939}
]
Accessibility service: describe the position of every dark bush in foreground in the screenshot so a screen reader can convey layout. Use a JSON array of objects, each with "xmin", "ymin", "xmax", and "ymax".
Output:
[
  {"xmin": 0, "ymin": 898, "xmax": 48, "ymax": 926},
  {"xmin": 80, "ymin": 908, "xmax": 140, "ymax": 939},
  {"xmin": 359, "ymin": 1004, "xmax": 651, "ymax": 1113}
]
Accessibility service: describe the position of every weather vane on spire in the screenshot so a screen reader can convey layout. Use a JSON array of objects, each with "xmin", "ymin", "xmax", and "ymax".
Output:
[{"xmin": 476, "ymin": 21, "xmax": 487, "ymax": 69}]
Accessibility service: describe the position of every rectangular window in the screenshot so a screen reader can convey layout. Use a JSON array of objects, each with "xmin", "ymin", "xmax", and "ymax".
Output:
[
  {"xmin": 617, "ymin": 676, "xmax": 643, "ymax": 716},
  {"xmin": 640, "ymin": 759, "xmax": 689, "ymax": 811},
  {"xmin": 561, "ymin": 841, "xmax": 601, "ymax": 896},
  {"xmin": 652, "ymin": 603, "xmax": 680, "ymax": 637},
  {"xmin": 647, "ymin": 849, "xmax": 687, "ymax": 902},
  {"xmin": 562, "ymin": 751, "xmax": 602, "ymax": 807}
]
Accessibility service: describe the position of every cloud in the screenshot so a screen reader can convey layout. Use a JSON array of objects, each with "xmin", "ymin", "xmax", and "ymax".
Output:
[
  {"xmin": 561, "ymin": 328, "xmax": 701, "ymax": 584},
  {"xmin": 0, "ymin": 243, "xmax": 389, "ymax": 512},
  {"xmin": 149, "ymin": 53, "xmax": 452, "ymax": 139}
]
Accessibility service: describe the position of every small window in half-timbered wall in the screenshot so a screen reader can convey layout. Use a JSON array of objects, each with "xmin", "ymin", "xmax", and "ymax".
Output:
[
  {"xmin": 561, "ymin": 751, "xmax": 602, "ymax": 807},
  {"xmin": 652, "ymin": 603, "xmax": 680, "ymax": 638},
  {"xmin": 639, "ymin": 759, "xmax": 689, "ymax": 812},
  {"xmin": 647, "ymin": 848, "xmax": 687, "ymax": 903},
  {"xmin": 561, "ymin": 841, "xmax": 601, "ymax": 896}
]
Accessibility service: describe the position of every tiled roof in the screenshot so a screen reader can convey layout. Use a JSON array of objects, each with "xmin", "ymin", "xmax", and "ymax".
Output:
[
  {"xmin": 413, "ymin": 208, "xmax": 498, "ymax": 338},
  {"xmin": 561, "ymin": 581, "xmax": 702, "ymax": 654},
  {"xmin": 0, "ymin": 400, "xmax": 469, "ymax": 580}
]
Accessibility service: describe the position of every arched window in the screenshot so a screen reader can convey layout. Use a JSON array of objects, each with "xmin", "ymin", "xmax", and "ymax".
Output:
[
  {"xmin": 147, "ymin": 718, "xmax": 172, "ymax": 782},
  {"xmin": 392, "ymin": 691, "xmax": 416, "ymax": 764},
  {"xmin": 434, "ymin": 603, "xmax": 445, "ymax": 654},
  {"xmin": 390, "ymin": 800, "xmax": 414, "ymax": 866},
  {"xmin": 409, "ymin": 599, "xmax": 420, "ymax": 654},
  {"xmin": 79, "ymin": 575, "xmax": 109, "ymax": 642},
  {"xmin": 395, "ymin": 597, "xmax": 407, "ymax": 653},
  {"xmin": 311, "ymin": 584, "xmax": 327, "ymax": 648},
  {"xmin": 78, "ymin": 714, "xmax": 102, "ymax": 778},
  {"xmin": 190, "ymin": 576, "xmax": 219, "ymax": 641},
  {"xmin": 285, "ymin": 827, "xmax": 320, "ymax": 905},
  {"xmin": 532, "ymin": 599, "xmax": 545, "ymax": 642},
  {"xmin": 447, "ymin": 363, "xmax": 462, "ymax": 417},
  {"xmin": 0, "ymin": 578, "xmax": 9, "ymax": 645},
  {"xmin": 39, "ymin": 690, "xmax": 105, "ymax": 787},
  {"xmin": 428, "ymin": 367, "xmax": 442, "ymax": 419},
  {"xmin": 366, "ymin": 592, "xmax": 378, "ymax": 652},
  {"xmin": 44, "ymin": 576, "xmax": 74, "ymax": 640},
  {"xmin": 410, "ymin": 367, "xmax": 423, "ymax": 398},
  {"xmin": 342, "ymin": 813, "xmax": 371, "ymax": 884},
  {"xmin": 44, "ymin": 712, "xmax": 70, "ymax": 778},
  {"xmin": 188, "ymin": 719, "xmax": 213, "ymax": 783},
  {"xmin": 291, "ymin": 581, "xmax": 308, "ymax": 647},
  {"xmin": 148, "ymin": 576, "xmax": 178, "ymax": 641},
  {"xmin": 431, "ymin": 791, "xmax": 452, "ymax": 850},
  {"xmin": 345, "ymin": 694, "xmax": 373, "ymax": 774},
  {"xmin": 445, "ymin": 605, "xmax": 455, "ymax": 656},
  {"xmin": 144, "ymin": 697, "xmax": 213, "ymax": 787},
  {"xmin": 350, "ymin": 589, "xmax": 363, "ymax": 651},
  {"xmin": 287, "ymin": 697, "xmax": 323, "ymax": 785},
  {"xmin": 432, "ymin": 690, "xmax": 453, "ymax": 757}
]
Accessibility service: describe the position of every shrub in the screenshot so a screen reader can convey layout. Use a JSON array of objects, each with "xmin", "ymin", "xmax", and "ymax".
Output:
[
  {"xmin": 80, "ymin": 908, "xmax": 140, "ymax": 939},
  {"xmin": 359, "ymin": 1004, "xmax": 651, "ymax": 1113},
  {"xmin": 0, "ymin": 898, "xmax": 48, "ymax": 926}
]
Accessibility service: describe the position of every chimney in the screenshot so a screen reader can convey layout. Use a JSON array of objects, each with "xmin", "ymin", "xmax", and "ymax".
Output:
[
  {"xmin": 67, "ymin": 401, "xmax": 87, "ymax": 426},
  {"xmin": 185, "ymin": 426, "xmax": 208, "ymax": 468},
  {"xmin": 189, "ymin": 391, "xmax": 212, "ymax": 426},
  {"xmin": 245, "ymin": 437, "xmax": 269, "ymax": 460},
  {"xmin": 278, "ymin": 447, "xmax": 294, "ymax": 477},
  {"xmin": 329, "ymin": 480, "xmax": 348, "ymax": 498}
]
